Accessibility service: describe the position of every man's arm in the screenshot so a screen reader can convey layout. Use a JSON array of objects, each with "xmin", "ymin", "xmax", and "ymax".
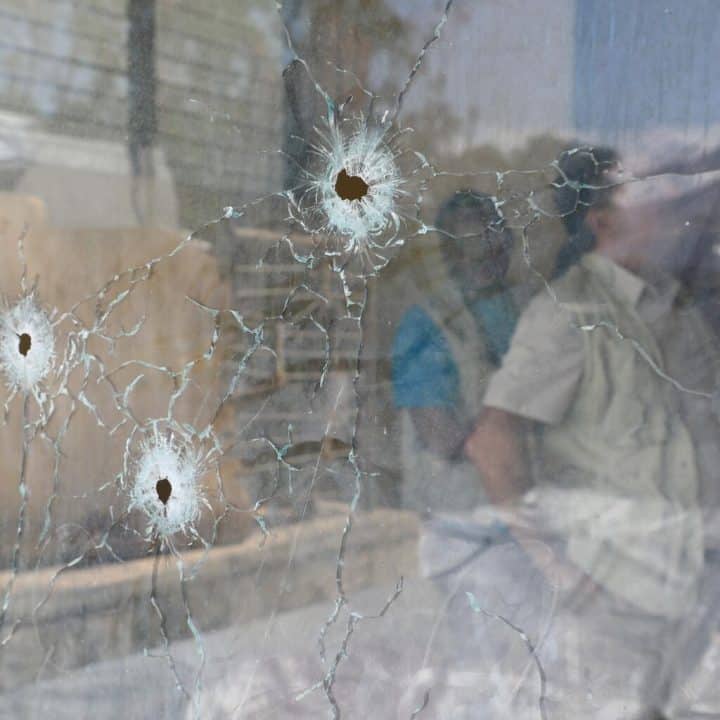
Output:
[
  {"xmin": 464, "ymin": 406, "xmax": 532, "ymax": 503},
  {"xmin": 465, "ymin": 406, "xmax": 594, "ymax": 591},
  {"xmin": 464, "ymin": 406, "xmax": 544, "ymax": 563}
]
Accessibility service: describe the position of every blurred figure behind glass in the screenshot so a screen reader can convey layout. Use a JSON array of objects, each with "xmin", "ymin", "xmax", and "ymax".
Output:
[
  {"xmin": 391, "ymin": 190, "xmax": 517, "ymax": 521},
  {"xmin": 465, "ymin": 145, "xmax": 720, "ymax": 718}
]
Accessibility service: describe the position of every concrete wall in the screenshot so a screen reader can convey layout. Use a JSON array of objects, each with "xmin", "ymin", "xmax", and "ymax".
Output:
[{"xmin": 0, "ymin": 507, "xmax": 419, "ymax": 691}]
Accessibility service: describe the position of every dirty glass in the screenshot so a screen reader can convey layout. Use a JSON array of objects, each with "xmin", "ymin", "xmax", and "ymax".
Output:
[{"xmin": 2, "ymin": 1, "xmax": 720, "ymax": 718}]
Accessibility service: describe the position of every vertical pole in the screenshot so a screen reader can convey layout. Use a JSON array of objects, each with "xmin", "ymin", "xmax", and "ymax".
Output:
[{"xmin": 127, "ymin": 0, "xmax": 157, "ymax": 222}]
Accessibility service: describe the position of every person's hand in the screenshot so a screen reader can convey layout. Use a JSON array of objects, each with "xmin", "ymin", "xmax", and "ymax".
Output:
[
  {"xmin": 491, "ymin": 504, "xmax": 602, "ymax": 599},
  {"xmin": 542, "ymin": 557, "xmax": 597, "ymax": 593},
  {"xmin": 538, "ymin": 558, "xmax": 604, "ymax": 615}
]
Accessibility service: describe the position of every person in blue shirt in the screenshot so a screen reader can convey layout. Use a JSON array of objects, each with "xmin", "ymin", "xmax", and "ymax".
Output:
[
  {"xmin": 391, "ymin": 191, "xmax": 524, "ymax": 715},
  {"xmin": 392, "ymin": 190, "xmax": 517, "ymax": 517}
]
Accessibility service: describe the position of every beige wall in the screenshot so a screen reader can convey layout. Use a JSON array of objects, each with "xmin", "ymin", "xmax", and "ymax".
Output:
[{"xmin": 0, "ymin": 194, "xmax": 254, "ymax": 569}]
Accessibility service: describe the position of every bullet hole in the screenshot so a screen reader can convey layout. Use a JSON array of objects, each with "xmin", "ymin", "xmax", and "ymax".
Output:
[
  {"xmin": 18, "ymin": 333, "xmax": 31, "ymax": 357},
  {"xmin": 156, "ymin": 477, "xmax": 172, "ymax": 505},
  {"xmin": 335, "ymin": 168, "xmax": 369, "ymax": 202}
]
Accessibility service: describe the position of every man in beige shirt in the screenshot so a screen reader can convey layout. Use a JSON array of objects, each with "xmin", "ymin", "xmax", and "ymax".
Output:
[{"xmin": 465, "ymin": 147, "xmax": 720, "ymax": 719}]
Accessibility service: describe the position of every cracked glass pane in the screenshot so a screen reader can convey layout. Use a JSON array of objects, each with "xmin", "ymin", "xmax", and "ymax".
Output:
[{"xmin": 2, "ymin": 1, "xmax": 720, "ymax": 718}]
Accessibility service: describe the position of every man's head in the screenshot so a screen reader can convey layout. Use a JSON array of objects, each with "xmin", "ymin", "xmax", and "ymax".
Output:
[
  {"xmin": 554, "ymin": 146, "xmax": 620, "ymax": 234},
  {"xmin": 552, "ymin": 145, "xmax": 627, "ymax": 273},
  {"xmin": 435, "ymin": 190, "xmax": 514, "ymax": 295}
]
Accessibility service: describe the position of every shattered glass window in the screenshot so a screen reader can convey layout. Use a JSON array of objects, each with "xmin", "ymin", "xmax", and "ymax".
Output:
[{"xmin": 2, "ymin": 1, "xmax": 720, "ymax": 718}]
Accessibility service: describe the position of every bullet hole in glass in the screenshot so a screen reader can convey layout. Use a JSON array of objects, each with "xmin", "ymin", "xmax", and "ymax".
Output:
[
  {"xmin": 156, "ymin": 477, "xmax": 172, "ymax": 505},
  {"xmin": 335, "ymin": 168, "xmax": 369, "ymax": 201},
  {"xmin": 18, "ymin": 333, "xmax": 31, "ymax": 357}
]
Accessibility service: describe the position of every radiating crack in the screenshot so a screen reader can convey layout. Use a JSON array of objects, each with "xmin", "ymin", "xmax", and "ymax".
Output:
[
  {"xmin": 3, "ymin": 5, "xmax": 719, "ymax": 720},
  {"xmin": 467, "ymin": 591, "xmax": 548, "ymax": 720}
]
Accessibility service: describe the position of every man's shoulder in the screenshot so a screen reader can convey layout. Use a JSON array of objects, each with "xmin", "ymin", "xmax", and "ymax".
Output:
[
  {"xmin": 551, "ymin": 260, "xmax": 595, "ymax": 301},
  {"xmin": 522, "ymin": 260, "xmax": 604, "ymax": 322},
  {"xmin": 521, "ymin": 266, "xmax": 585, "ymax": 316},
  {"xmin": 513, "ymin": 270, "xmax": 589, "ymax": 351}
]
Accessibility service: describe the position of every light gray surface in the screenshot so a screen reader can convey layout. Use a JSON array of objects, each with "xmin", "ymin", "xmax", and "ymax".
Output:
[
  {"xmin": 1, "ymin": 580, "xmax": 445, "ymax": 720},
  {"xmin": 5, "ymin": 549, "xmax": 720, "ymax": 720}
]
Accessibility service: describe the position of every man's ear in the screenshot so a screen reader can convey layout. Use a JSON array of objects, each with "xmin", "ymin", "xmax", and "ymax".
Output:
[{"xmin": 585, "ymin": 207, "xmax": 608, "ymax": 237}]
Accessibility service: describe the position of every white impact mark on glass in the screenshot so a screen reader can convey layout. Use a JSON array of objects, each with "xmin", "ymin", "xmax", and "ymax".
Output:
[
  {"xmin": 0, "ymin": 294, "xmax": 55, "ymax": 393},
  {"xmin": 292, "ymin": 114, "xmax": 410, "ymax": 271},
  {"xmin": 130, "ymin": 432, "xmax": 206, "ymax": 540}
]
